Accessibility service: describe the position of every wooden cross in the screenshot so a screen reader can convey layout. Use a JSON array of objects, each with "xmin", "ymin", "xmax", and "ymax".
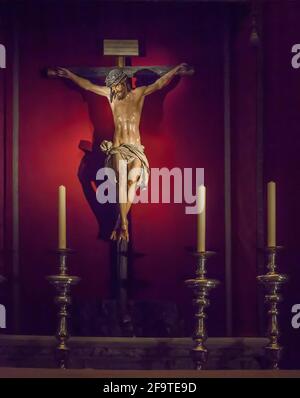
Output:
[
  {"xmin": 98, "ymin": 39, "xmax": 170, "ymax": 334},
  {"xmin": 48, "ymin": 39, "xmax": 191, "ymax": 335}
]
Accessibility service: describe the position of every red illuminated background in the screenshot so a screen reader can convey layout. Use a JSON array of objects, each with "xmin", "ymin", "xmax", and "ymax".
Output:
[{"xmin": 0, "ymin": 0, "xmax": 300, "ymax": 368}]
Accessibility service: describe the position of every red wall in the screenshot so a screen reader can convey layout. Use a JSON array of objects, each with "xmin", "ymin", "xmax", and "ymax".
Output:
[
  {"xmin": 12, "ymin": 1, "xmax": 226, "ymax": 334},
  {"xmin": 231, "ymin": 6, "xmax": 260, "ymax": 336},
  {"xmin": 0, "ymin": 5, "xmax": 14, "ymax": 326},
  {"xmin": 263, "ymin": 0, "xmax": 300, "ymax": 369}
]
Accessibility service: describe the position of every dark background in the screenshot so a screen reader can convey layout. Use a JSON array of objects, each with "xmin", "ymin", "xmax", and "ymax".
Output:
[{"xmin": 0, "ymin": 0, "xmax": 299, "ymax": 368}]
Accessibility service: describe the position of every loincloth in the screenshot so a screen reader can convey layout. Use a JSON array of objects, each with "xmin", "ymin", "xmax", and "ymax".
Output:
[{"xmin": 100, "ymin": 140, "xmax": 150, "ymax": 190}]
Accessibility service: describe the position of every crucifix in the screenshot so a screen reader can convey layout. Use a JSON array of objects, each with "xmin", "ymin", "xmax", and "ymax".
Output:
[{"xmin": 47, "ymin": 39, "xmax": 193, "ymax": 334}]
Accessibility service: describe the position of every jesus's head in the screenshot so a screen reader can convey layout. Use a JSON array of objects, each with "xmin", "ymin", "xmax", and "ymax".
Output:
[{"xmin": 105, "ymin": 68, "xmax": 131, "ymax": 102}]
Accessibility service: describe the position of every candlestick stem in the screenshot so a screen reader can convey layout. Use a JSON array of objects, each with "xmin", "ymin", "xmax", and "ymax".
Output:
[
  {"xmin": 257, "ymin": 246, "xmax": 288, "ymax": 369},
  {"xmin": 185, "ymin": 250, "xmax": 219, "ymax": 370},
  {"xmin": 47, "ymin": 248, "xmax": 80, "ymax": 369}
]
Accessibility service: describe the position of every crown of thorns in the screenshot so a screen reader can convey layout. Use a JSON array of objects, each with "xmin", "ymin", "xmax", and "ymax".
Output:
[{"xmin": 105, "ymin": 69, "xmax": 128, "ymax": 87}]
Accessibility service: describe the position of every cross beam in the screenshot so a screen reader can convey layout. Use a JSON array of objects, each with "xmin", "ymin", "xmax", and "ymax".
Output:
[{"xmin": 68, "ymin": 65, "xmax": 173, "ymax": 80}]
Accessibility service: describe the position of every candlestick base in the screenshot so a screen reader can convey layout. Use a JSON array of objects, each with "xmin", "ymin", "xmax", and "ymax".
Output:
[
  {"xmin": 47, "ymin": 248, "xmax": 80, "ymax": 369},
  {"xmin": 185, "ymin": 250, "xmax": 219, "ymax": 370},
  {"xmin": 257, "ymin": 246, "xmax": 288, "ymax": 369}
]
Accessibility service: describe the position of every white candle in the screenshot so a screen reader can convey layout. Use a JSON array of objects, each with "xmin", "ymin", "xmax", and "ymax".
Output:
[
  {"xmin": 58, "ymin": 185, "xmax": 66, "ymax": 249},
  {"xmin": 197, "ymin": 185, "xmax": 206, "ymax": 252},
  {"xmin": 267, "ymin": 181, "xmax": 276, "ymax": 247}
]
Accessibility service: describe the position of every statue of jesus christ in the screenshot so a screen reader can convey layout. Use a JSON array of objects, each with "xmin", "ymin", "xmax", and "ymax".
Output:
[{"xmin": 52, "ymin": 63, "xmax": 190, "ymax": 241}]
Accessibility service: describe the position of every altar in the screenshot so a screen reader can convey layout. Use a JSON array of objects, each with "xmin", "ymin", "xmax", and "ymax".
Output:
[{"xmin": 0, "ymin": 335, "xmax": 267, "ymax": 370}]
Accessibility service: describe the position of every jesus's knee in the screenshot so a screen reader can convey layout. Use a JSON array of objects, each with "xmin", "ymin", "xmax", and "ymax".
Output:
[
  {"xmin": 127, "ymin": 173, "xmax": 140, "ymax": 187},
  {"xmin": 127, "ymin": 177, "xmax": 140, "ymax": 201},
  {"xmin": 127, "ymin": 179, "xmax": 137, "ymax": 190}
]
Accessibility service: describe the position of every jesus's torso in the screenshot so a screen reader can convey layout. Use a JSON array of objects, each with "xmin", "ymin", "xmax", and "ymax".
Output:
[{"xmin": 109, "ymin": 88, "xmax": 145, "ymax": 147}]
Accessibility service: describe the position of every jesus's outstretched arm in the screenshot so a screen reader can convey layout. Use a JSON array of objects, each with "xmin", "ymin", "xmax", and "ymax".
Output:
[
  {"xmin": 142, "ymin": 63, "xmax": 191, "ymax": 96},
  {"xmin": 50, "ymin": 67, "xmax": 110, "ymax": 97}
]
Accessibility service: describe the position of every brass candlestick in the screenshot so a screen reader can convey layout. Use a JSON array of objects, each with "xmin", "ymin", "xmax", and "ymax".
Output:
[
  {"xmin": 46, "ymin": 248, "xmax": 80, "ymax": 369},
  {"xmin": 257, "ymin": 246, "xmax": 288, "ymax": 369},
  {"xmin": 185, "ymin": 251, "xmax": 219, "ymax": 370}
]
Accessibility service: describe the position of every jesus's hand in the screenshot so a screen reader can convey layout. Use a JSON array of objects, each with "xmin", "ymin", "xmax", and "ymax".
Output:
[
  {"xmin": 54, "ymin": 67, "xmax": 73, "ymax": 79},
  {"xmin": 176, "ymin": 63, "xmax": 194, "ymax": 76}
]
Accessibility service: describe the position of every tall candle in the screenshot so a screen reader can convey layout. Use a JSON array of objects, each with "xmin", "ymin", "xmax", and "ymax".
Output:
[
  {"xmin": 197, "ymin": 185, "xmax": 206, "ymax": 252},
  {"xmin": 267, "ymin": 181, "xmax": 276, "ymax": 247},
  {"xmin": 58, "ymin": 185, "xmax": 66, "ymax": 249}
]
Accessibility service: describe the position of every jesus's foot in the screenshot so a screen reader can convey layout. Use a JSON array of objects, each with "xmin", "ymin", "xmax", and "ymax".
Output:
[
  {"xmin": 110, "ymin": 217, "xmax": 129, "ymax": 242},
  {"xmin": 119, "ymin": 223, "xmax": 129, "ymax": 242}
]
